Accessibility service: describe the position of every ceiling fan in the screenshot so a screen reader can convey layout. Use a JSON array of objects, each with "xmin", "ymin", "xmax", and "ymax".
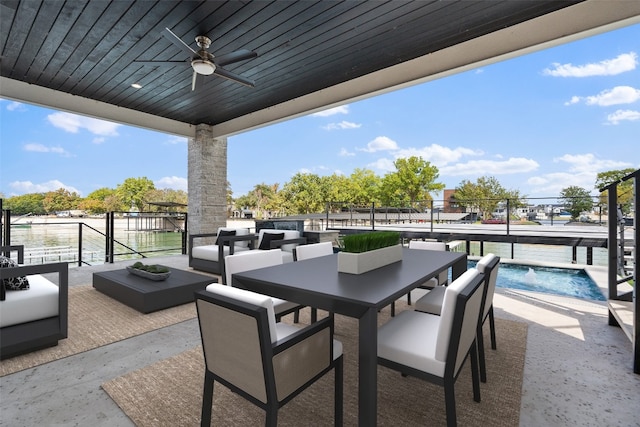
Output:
[{"xmin": 135, "ymin": 28, "xmax": 257, "ymax": 90}]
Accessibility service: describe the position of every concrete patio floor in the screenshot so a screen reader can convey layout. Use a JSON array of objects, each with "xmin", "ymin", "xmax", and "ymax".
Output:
[{"xmin": 1, "ymin": 255, "xmax": 638, "ymax": 426}]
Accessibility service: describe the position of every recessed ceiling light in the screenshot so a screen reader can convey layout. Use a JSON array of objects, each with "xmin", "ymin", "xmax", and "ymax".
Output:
[{"xmin": 131, "ymin": 83, "xmax": 142, "ymax": 89}]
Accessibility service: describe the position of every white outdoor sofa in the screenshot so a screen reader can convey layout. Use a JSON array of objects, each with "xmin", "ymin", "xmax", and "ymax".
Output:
[
  {"xmin": 189, "ymin": 227, "xmax": 306, "ymax": 276},
  {"xmin": 0, "ymin": 245, "xmax": 68, "ymax": 360}
]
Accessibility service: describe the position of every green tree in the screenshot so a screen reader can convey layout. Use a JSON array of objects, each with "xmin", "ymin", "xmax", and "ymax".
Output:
[
  {"xmin": 559, "ymin": 186, "xmax": 594, "ymax": 220},
  {"xmin": 453, "ymin": 176, "xmax": 511, "ymax": 220},
  {"xmin": 3, "ymin": 193, "xmax": 47, "ymax": 215},
  {"xmin": 235, "ymin": 183, "xmax": 280, "ymax": 218},
  {"xmin": 379, "ymin": 157, "xmax": 444, "ymax": 208},
  {"xmin": 42, "ymin": 188, "xmax": 81, "ymax": 214},
  {"xmin": 279, "ymin": 173, "xmax": 326, "ymax": 214},
  {"xmin": 346, "ymin": 168, "xmax": 381, "ymax": 206},
  {"xmin": 116, "ymin": 177, "xmax": 155, "ymax": 212},
  {"xmin": 78, "ymin": 188, "xmax": 118, "ymax": 214},
  {"xmin": 595, "ymin": 168, "xmax": 635, "ymax": 215}
]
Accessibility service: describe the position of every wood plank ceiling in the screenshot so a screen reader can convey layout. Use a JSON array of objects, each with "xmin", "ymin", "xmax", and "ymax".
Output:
[{"xmin": 1, "ymin": 0, "xmax": 587, "ymax": 130}]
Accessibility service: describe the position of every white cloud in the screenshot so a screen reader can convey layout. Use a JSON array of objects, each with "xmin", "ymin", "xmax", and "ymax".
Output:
[
  {"xmin": 155, "ymin": 176, "xmax": 188, "ymax": 192},
  {"xmin": 47, "ymin": 112, "xmax": 120, "ymax": 136},
  {"xmin": 367, "ymin": 158, "xmax": 396, "ymax": 172},
  {"xmin": 322, "ymin": 121, "xmax": 362, "ymax": 130},
  {"xmin": 339, "ymin": 147, "xmax": 355, "ymax": 157},
  {"xmin": 6, "ymin": 101, "xmax": 26, "ymax": 112},
  {"xmin": 553, "ymin": 153, "xmax": 632, "ymax": 174},
  {"xmin": 311, "ymin": 105, "xmax": 349, "ymax": 117},
  {"xmin": 394, "ymin": 144, "xmax": 482, "ymax": 166},
  {"xmin": 543, "ymin": 52, "xmax": 637, "ymax": 77},
  {"xmin": 586, "ymin": 86, "xmax": 640, "ymax": 106},
  {"xmin": 439, "ymin": 157, "xmax": 539, "ymax": 176},
  {"xmin": 607, "ymin": 109, "xmax": 640, "ymax": 125},
  {"xmin": 360, "ymin": 136, "xmax": 398, "ymax": 152},
  {"xmin": 24, "ymin": 143, "xmax": 70, "ymax": 156},
  {"xmin": 566, "ymin": 86, "xmax": 640, "ymax": 107},
  {"xmin": 9, "ymin": 180, "xmax": 81, "ymax": 195},
  {"xmin": 92, "ymin": 137, "xmax": 106, "ymax": 144},
  {"xmin": 166, "ymin": 136, "xmax": 188, "ymax": 145},
  {"xmin": 527, "ymin": 153, "xmax": 635, "ymax": 195}
]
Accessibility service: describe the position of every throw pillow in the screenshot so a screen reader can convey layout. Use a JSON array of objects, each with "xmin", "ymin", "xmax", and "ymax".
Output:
[
  {"xmin": 215, "ymin": 229, "xmax": 236, "ymax": 246},
  {"xmin": 0, "ymin": 255, "xmax": 30, "ymax": 291},
  {"xmin": 259, "ymin": 232, "xmax": 284, "ymax": 250}
]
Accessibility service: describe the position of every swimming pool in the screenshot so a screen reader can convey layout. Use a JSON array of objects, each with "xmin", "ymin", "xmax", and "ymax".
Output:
[{"xmin": 468, "ymin": 260, "xmax": 605, "ymax": 301}]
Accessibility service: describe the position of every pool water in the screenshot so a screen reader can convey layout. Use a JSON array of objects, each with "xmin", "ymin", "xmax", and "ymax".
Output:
[{"xmin": 468, "ymin": 261, "xmax": 605, "ymax": 301}]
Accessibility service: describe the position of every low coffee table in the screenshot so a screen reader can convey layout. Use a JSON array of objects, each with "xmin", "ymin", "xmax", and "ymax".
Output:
[{"xmin": 93, "ymin": 267, "xmax": 217, "ymax": 313}]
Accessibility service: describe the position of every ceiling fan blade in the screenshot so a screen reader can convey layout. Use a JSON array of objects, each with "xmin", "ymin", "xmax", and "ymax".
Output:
[
  {"xmin": 215, "ymin": 49, "xmax": 258, "ymax": 66},
  {"xmin": 192, "ymin": 70, "xmax": 198, "ymax": 92},
  {"xmin": 214, "ymin": 67, "xmax": 255, "ymax": 87},
  {"xmin": 163, "ymin": 28, "xmax": 197, "ymax": 56}
]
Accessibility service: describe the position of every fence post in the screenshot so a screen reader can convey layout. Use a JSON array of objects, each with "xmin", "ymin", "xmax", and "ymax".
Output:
[
  {"xmin": 78, "ymin": 223, "xmax": 83, "ymax": 267},
  {"xmin": 371, "ymin": 202, "xmax": 375, "ymax": 231}
]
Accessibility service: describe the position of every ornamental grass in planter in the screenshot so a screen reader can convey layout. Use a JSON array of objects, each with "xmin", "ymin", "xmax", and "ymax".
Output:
[{"xmin": 338, "ymin": 231, "xmax": 402, "ymax": 274}]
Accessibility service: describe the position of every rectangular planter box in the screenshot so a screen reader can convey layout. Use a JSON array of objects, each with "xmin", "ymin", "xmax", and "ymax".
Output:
[{"xmin": 337, "ymin": 244, "xmax": 403, "ymax": 274}]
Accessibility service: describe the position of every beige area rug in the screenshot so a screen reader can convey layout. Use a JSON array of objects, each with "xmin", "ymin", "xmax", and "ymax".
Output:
[
  {"xmin": 1, "ymin": 285, "xmax": 196, "ymax": 377},
  {"xmin": 103, "ymin": 303, "xmax": 528, "ymax": 426}
]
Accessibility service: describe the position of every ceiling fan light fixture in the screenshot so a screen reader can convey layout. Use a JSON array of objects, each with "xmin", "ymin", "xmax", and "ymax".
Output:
[{"xmin": 192, "ymin": 58, "xmax": 216, "ymax": 75}]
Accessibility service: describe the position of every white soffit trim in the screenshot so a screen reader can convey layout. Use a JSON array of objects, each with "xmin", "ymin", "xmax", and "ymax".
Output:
[
  {"xmin": 0, "ymin": 77, "xmax": 196, "ymax": 138},
  {"xmin": 213, "ymin": 0, "xmax": 640, "ymax": 138}
]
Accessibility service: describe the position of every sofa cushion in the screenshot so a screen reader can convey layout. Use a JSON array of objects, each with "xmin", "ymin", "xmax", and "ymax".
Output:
[
  {"xmin": 215, "ymin": 229, "xmax": 236, "ymax": 246},
  {"xmin": 192, "ymin": 244, "xmax": 250, "ymax": 262},
  {"xmin": 220, "ymin": 227, "xmax": 251, "ymax": 248},
  {"xmin": 0, "ymin": 274, "xmax": 59, "ymax": 328},
  {"xmin": 258, "ymin": 232, "xmax": 284, "ymax": 250},
  {"xmin": 0, "ymin": 255, "xmax": 30, "ymax": 291}
]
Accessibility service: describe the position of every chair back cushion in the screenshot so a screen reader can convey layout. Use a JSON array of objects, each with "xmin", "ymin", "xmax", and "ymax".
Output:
[
  {"xmin": 476, "ymin": 254, "xmax": 500, "ymax": 319},
  {"xmin": 434, "ymin": 268, "xmax": 479, "ymax": 361},
  {"xmin": 295, "ymin": 241, "xmax": 333, "ymax": 261},
  {"xmin": 409, "ymin": 240, "xmax": 447, "ymax": 251},
  {"xmin": 453, "ymin": 271, "xmax": 486, "ymax": 374},
  {"xmin": 409, "ymin": 240, "xmax": 448, "ymax": 284},
  {"xmin": 225, "ymin": 249, "xmax": 283, "ymax": 287}
]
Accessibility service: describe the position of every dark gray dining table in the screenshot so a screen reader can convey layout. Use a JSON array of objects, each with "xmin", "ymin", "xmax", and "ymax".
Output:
[{"xmin": 232, "ymin": 247, "xmax": 467, "ymax": 426}]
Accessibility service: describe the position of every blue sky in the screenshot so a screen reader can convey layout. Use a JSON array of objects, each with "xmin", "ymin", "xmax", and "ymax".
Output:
[{"xmin": 1, "ymin": 23, "xmax": 638, "ymax": 204}]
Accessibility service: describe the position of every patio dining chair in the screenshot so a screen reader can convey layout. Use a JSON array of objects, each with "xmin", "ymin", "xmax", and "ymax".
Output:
[
  {"xmin": 293, "ymin": 241, "xmax": 334, "ymax": 322},
  {"xmin": 225, "ymin": 249, "xmax": 304, "ymax": 322},
  {"xmin": 414, "ymin": 253, "xmax": 500, "ymax": 383},
  {"xmin": 389, "ymin": 240, "xmax": 447, "ymax": 316},
  {"xmin": 294, "ymin": 241, "xmax": 333, "ymax": 261},
  {"xmin": 196, "ymin": 284, "xmax": 343, "ymax": 426},
  {"xmin": 377, "ymin": 268, "xmax": 485, "ymax": 427}
]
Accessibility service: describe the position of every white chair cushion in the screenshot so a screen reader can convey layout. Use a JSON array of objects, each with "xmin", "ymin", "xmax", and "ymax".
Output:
[
  {"xmin": 225, "ymin": 249, "xmax": 283, "ymax": 287},
  {"xmin": 0, "ymin": 274, "xmax": 59, "ymax": 328},
  {"xmin": 257, "ymin": 229, "xmax": 300, "ymax": 253},
  {"xmin": 295, "ymin": 242, "xmax": 333, "ymax": 261},
  {"xmin": 477, "ymin": 253, "xmax": 499, "ymax": 318},
  {"xmin": 378, "ymin": 310, "xmax": 445, "ymax": 376},
  {"xmin": 205, "ymin": 283, "xmax": 279, "ymax": 343},
  {"xmin": 409, "ymin": 240, "xmax": 446, "ymax": 251},
  {"xmin": 191, "ymin": 244, "xmax": 250, "ymax": 262},
  {"xmin": 281, "ymin": 251, "xmax": 294, "ymax": 264},
  {"xmin": 414, "ymin": 285, "xmax": 446, "ymax": 315},
  {"xmin": 434, "ymin": 269, "xmax": 479, "ymax": 361}
]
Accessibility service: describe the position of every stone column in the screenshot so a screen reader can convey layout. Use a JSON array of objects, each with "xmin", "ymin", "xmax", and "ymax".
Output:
[{"xmin": 188, "ymin": 124, "xmax": 227, "ymax": 236}]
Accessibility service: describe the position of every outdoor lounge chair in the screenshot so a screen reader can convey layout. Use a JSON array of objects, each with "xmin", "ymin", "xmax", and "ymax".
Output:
[
  {"xmin": 189, "ymin": 227, "xmax": 253, "ymax": 275},
  {"xmin": 195, "ymin": 284, "xmax": 343, "ymax": 426},
  {"xmin": 415, "ymin": 253, "xmax": 500, "ymax": 383},
  {"xmin": 0, "ymin": 245, "xmax": 68, "ymax": 360},
  {"xmin": 377, "ymin": 268, "xmax": 485, "ymax": 427}
]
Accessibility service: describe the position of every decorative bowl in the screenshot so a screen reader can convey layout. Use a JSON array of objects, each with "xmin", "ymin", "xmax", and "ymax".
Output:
[{"xmin": 126, "ymin": 265, "xmax": 171, "ymax": 281}]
